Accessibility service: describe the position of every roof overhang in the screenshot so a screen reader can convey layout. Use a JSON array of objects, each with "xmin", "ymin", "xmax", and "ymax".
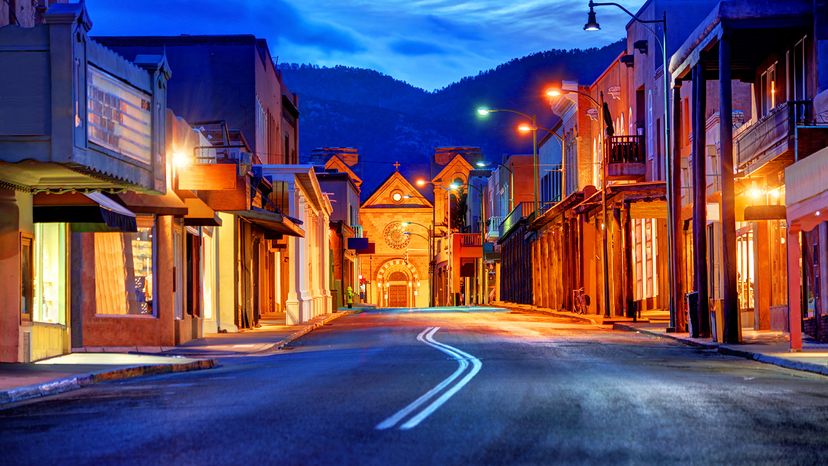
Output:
[
  {"xmin": 670, "ymin": 0, "xmax": 812, "ymax": 81},
  {"xmin": 228, "ymin": 207, "xmax": 304, "ymax": 238}
]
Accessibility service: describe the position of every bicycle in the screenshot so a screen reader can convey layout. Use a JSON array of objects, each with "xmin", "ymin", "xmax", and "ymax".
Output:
[{"xmin": 572, "ymin": 288, "xmax": 590, "ymax": 315}]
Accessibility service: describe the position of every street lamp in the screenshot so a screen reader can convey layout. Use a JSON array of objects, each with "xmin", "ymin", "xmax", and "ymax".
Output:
[
  {"xmin": 583, "ymin": 0, "xmax": 678, "ymax": 331},
  {"xmin": 477, "ymin": 107, "xmax": 539, "ymax": 213},
  {"xmin": 547, "ymin": 85, "xmax": 612, "ymax": 318}
]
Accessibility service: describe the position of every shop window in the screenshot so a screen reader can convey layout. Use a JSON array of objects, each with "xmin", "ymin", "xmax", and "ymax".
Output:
[
  {"xmin": 93, "ymin": 215, "xmax": 155, "ymax": 316},
  {"xmin": 33, "ymin": 223, "xmax": 67, "ymax": 324}
]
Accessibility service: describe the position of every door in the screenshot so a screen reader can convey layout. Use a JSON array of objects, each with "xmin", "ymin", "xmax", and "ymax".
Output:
[{"xmin": 388, "ymin": 285, "xmax": 408, "ymax": 308}]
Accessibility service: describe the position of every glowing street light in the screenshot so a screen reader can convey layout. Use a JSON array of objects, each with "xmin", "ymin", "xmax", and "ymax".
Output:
[{"xmin": 477, "ymin": 107, "xmax": 492, "ymax": 116}]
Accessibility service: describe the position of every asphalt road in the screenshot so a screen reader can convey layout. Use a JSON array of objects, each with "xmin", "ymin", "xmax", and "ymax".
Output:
[{"xmin": 3, "ymin": 307, "xmax": 828, "ymax": 465}]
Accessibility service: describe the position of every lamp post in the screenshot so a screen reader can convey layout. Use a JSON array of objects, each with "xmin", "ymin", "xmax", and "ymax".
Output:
[
  {"xmin": 477, "ymin": 107, "xmax": 539, "ymax": 213},
  {"xmin": 546, "ymin": 86, "xmax": 612, "ymax": 318},
  {"xmin": 583, "ymin": 0, "xmax": 678, "ymax": 330},
  {"xmin": 402, "ymin": 221, "xmax": 433, "ymax": 307}
]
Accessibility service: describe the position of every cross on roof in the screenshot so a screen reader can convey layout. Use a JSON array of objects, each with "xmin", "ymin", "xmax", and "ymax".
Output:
[{"xmin": 393, "ymin": 161, "xmax": 400, "ymax": 171}]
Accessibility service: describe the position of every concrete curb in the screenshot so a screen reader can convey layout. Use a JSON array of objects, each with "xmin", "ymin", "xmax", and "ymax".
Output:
[
  {"xmin": 272, "ymin": 311, "xmax": 354, "ymax": 351},
  {"xmin": 613, "ymin": 323, "xmax": 828, "ymax": 377},
  {"xmin": 0, "ymin": 358, "xmax": 216, "ymax": 406}
]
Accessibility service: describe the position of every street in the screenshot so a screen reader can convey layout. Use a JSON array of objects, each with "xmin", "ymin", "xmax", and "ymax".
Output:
[{"xmin": 3, "ymin": 307, "xmax": 828, "ymax": 465}]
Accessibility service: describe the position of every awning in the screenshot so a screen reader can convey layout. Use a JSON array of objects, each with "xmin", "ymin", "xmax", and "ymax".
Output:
[
  {"xmin": 33, "ymin": 192, "xmax": 137, "ymax": 232},
  {"xmin": 183, "ymin": 197, "xmax": 222, "ymax": 227},
  {"xmin": 227, "ymin": 207, "xmax": 304, "ymax": 238},
  {"xmin": 115, "ymin": 190, "xmax": 188, "ymax": 216}
]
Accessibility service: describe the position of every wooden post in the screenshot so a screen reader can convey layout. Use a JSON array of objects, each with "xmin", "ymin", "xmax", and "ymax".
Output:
[
  {"xmin": 719, "ymin": 33, "xmax": 741, "ymax": 344},
  {"xmin": 788, "ymin": 229, "xmax": 802, "ymax": 351},
  {"xmin": 624, "ymin": 203, "xmax": 635, "ymax": 318},
  {"xmin": 755, "ymin": 221, "xmax": 771, "ymax": 330},
  {"xmin": 672, "ymin": 82, "xmax": 686, "ymax": 331},
  {"xmin": 692, "ymin": 63, "xmax": 710, "ymax": 337}
]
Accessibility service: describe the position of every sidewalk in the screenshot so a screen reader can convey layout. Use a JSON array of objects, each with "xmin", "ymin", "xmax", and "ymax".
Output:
[
  {"xmin": 491, "ymin": 301, "xmax": 622, "ymax": 326},
  {"xmin": 615, "ymin": 321, "xmax": 828, "ymax": 377},
  {"xmin": 0, "ymin": 353, "xmax": 214, "ymax": 406},
  {"xmin": 164, "ymin": 310, "xmax": 353, "ymax": 357},
  {"xmin": 1, "ymin": 311, "xmax": 353, "ymax": 406}
]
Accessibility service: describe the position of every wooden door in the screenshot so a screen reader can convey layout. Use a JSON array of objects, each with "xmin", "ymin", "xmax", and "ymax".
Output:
[{"xmin": 388, "ymin": 284, "xmax": 408, "ymax": 308}]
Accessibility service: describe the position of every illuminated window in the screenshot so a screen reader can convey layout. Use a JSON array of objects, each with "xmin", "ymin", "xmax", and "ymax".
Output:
[
  {"xmin": 93, "ymin": 215, "xmax": 155, "ymax": 316},
  {"xmin": 391, "ymin": 190, "xmax": 403, "ymax": 203},
  {"xmin": 33, "ymin": 223, "xmax": 67, "ymax": 324}
]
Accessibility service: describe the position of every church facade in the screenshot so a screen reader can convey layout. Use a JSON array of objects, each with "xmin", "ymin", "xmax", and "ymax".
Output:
[{"xmin": 359, "ymin": 171, "xmax": 433, "ymax": 308}]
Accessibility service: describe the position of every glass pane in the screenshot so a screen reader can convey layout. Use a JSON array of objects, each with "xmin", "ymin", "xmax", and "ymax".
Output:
[
  {"xmin": 94, "ymin": 218, "xmax": 155, "ymax": 315},
  {"xmin": 34, "ymin": 223, "xmax": 66, "ymax": 324}
]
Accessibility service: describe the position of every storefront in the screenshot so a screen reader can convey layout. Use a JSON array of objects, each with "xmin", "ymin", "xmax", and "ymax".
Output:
[{"xmin": 0, "ymin": 3, "xmax": 168, "ymax": 361}]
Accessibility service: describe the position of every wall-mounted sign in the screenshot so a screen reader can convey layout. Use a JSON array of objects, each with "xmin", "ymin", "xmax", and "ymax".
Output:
[{"xmin": 87, "ymin": 66, "xmax": 152, "ymax": 165}]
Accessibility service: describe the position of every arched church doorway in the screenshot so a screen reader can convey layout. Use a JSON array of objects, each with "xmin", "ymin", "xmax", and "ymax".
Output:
[{"xmin": 387, "ymin": 271, "xmax": 409, "ymax": 308}]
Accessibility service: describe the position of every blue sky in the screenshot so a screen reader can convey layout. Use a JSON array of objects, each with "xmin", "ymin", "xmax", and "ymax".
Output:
[{"xmin": 86, "ymin": 0, "xmax": 641, "ymax": 91}]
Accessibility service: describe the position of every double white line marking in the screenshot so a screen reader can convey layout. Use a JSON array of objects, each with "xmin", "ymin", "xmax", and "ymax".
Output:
[{"xmin": 376, "ymin": 327, "xmax": 482, "ymax": 431}]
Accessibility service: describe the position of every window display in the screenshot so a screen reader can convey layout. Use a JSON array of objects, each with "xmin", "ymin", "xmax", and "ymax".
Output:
[
  {"xmin": 33, "ymin": 223, "xmax": 67, "ymax": 324},
  {"xmin": 94, "ymin": 215, "xmax": 155, "ymax": 315}
]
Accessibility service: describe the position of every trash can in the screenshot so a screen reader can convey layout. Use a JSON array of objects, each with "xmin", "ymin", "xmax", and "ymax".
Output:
[{"xmin": 686, "ymin": 292, "xmax": 700, "ymax": 338}]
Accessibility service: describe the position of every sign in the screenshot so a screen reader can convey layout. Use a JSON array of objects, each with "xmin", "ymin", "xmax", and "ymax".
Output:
[
  {"xmin": 178, "ymin": 164, "xmax": 238, "ymax": 191},
  {"xmin": 347, "ymin": 237, "xmax": 369, "ymax": 251},
  {"xmin": 87, "ymin": 66, "xmax": 153, "ymax": 165}
]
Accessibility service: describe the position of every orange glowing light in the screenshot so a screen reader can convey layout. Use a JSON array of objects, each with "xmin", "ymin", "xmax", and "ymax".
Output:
[
  {"xmin": 546, "ymin": 88, "xmax": 562, "ymax": 98},
  {"xmin": 415, "ymin": 179, "xmax": 427, "ymax": 187},
  {"xmin": 517, "ymin": 123, "xmax": 534, "ymax": 133}
]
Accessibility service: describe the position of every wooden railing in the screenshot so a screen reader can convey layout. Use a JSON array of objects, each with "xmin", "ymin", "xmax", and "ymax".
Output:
[
  {"xmin": 456, "ymin": 233, "xmax": 482, "ymax": 247},
  {"xmin": 735, "ymin": 100, "xmax": 811, "ymax": 170},
  {"xmin": 606, "ymin": 135, "xmax": 645, "ymax": 163},
  {"xmin": 499, "ymin": 202, "xmax": 535, "ymax": 238}
]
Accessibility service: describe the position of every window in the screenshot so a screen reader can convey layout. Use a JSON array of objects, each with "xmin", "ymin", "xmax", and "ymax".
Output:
[
  {"xmin": 391, "ymin": 190, "xmax": 403, "ymax": 203},
  {"xmin": 33, "ymin": 223, "xmax": 67, "ymax": 324},
  {"xmin": 632, "ymin": 219, "xmax": 658, "ymax": 300},
  {"xmin": 20, "ymin": 233, "xmax": 33, "ymax": 322},
  {"xmin": 93, "ymin": 215, "xmax": 155, "ymax": 316},
  {"xmin": 760, "ymin": 63, "xmax": 778, "ymax": 117}
]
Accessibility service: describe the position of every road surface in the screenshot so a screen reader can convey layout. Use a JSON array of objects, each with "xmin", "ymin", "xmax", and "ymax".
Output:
[{"xmin": 3, "ymin": 307, "xmax": 828, "ymax": 465}]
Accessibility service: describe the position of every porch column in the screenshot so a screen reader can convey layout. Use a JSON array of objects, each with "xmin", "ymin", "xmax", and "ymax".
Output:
[
  {"xmin": 787, "ymin": 229, "xmax": 802, "ymax": 351},
  {"xmin": 719, "ymin": 33, "xmax": 740, "ymax": 344},
  {"xmin": 755, "ymin": 221, "xmax": 771, "ymax": 330},
  {"xmin": 672, "ymin": 82, "xmax": 686, "ymax": 331},
  {"xmin": 623, "ymin": 203, "xmax": 634, "ymax": 318},
  {"xmin": 692, "ymin": 62, "xmax": 710, "ymax": 338},
  {"xmin": 284, "ymin": 186, "xmax": 300, "ymax": 325}
]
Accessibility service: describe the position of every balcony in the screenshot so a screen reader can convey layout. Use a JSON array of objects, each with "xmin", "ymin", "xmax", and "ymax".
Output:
[
  {"xmin": 485, "ymin": 215, "xmax": 503, "ymax": 241},
  {"xmin": 499, "ymin": 202, "xmax": 535, "ymax": 238},
  {"xmin": 606, "ymin": 135, "xmax": 646, "ymax": 181},
  {"xmin": 735, "ymin": 100, "xmax": 828, "ymax": 177}
]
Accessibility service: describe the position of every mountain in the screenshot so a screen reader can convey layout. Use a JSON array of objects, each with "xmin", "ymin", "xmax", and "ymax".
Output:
[{"xmin": 279, "ymin": 39, "xmax": 625, "ymax": 197}]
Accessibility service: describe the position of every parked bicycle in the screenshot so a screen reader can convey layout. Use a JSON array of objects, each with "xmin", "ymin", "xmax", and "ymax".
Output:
[{"xmin": 572, "ymin": 288, "xmax": 590, "ymax": 315}]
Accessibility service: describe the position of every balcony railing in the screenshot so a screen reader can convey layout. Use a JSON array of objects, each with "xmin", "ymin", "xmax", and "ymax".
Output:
[
  {"xmin": 486, "ymin": 215, "xmax": 503, "ymax": 239},
  {"xmin": 735, "ymin": 100, "xmax": 810, "ymax": 173},
  {"xmin": 456, "ymin": 233, "xmax": 482, "ymax": 247},
  {"xmin": 606, "ymin": 135, "xmax": 646, "ymax": 180},
  {"xmin": 499, "ymin": 202, "xmax": 535, "ymax": 238}
]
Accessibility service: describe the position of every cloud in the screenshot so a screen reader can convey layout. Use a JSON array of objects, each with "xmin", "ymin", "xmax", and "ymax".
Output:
[
  {"xmin": 389, "ymin": 39, "xmax": 447, "ymax": 56},
  {"xmin": 86, "ymin": 0, "xmax": 365, "ymax": 54},
  {"xmin": 85, "ymin": 0, "xmax": 642, "ymax": 90}
]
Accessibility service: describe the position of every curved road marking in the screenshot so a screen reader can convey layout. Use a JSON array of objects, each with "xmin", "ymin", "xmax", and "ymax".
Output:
[{"xmin": 376, "ymin": 327, "xmax": 482, "ymax": 431}]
